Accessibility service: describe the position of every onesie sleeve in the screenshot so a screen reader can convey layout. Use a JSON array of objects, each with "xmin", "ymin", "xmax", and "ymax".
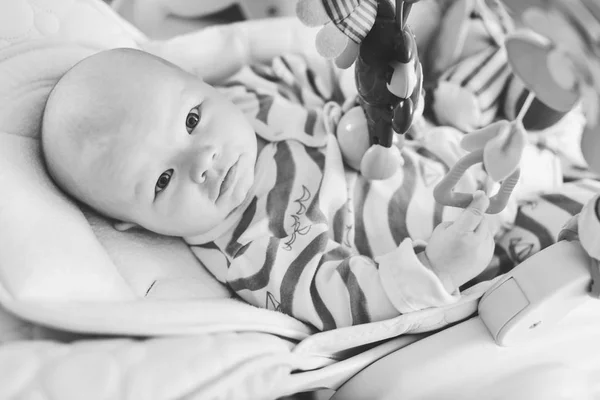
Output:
[{"xmin": 377, "ymin": 239, "xmax": 459, "ymax": 313}]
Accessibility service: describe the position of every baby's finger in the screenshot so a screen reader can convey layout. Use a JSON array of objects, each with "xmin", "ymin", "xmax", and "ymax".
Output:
[
  {"xmin": 474, "ymin": 216, "xmax": 492, "ymax": 238},
  {"xmin": 453, "ymin": 191, "xmax": 490, "ymax": 232}
]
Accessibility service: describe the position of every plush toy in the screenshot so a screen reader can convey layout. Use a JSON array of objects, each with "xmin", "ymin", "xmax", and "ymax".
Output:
[
  {"xmin": 435, "ymin": 0, "xmax": 600, "ymax": 215},
  {"xmin": 296, "ymin": 0, "xmax": 423, "ymax": 180},
  {"xmin": 508, "ymin": 0, "xmax": 600, "ymax": 169},
  {"xmin": 431, "ymin": 0, "xmax": 594, "ymax": 214},
  {"xmin": 434, "ymin": 101, "xmax": 529, "ymax": 214},
  {"xmin": 427, "ymin": 0, "xmax": 569, "ymax": 133}
]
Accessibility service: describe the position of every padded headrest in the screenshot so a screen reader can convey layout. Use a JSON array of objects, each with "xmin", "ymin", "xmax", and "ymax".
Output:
[
  {"xmin": 0, "ymin": 0, "xmax": 145, "ymax": 137},
  {"xmin": 0, "ymin": 0, "xmax": 315, "ymax": 342}
]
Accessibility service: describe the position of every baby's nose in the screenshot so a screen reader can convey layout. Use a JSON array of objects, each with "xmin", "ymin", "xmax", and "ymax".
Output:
[{"xmin": 190, "ymin": 147, "xmax": 219, "ymax": 184}]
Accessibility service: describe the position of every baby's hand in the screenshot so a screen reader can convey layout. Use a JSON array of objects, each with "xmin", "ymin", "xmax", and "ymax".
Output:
[{"xmin": 422, "ymin": 191, "xmax": 495, "ymax": 293}]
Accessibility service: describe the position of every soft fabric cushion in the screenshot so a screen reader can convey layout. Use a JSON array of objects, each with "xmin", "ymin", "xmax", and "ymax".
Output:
[
  {"xmin": 0, "ymin": 0, "xmax": 493, "ymax": 350},
  {"xmin": 0, "ymin": 0, "xmax": 230, "ymax": 304},
  {"xmin": 0, "ymin": 0, "xmax": 145, "ymax": 137},
  {"xmin": 0, "ymin": 0, "xmax": 320, "ymax": 348}
]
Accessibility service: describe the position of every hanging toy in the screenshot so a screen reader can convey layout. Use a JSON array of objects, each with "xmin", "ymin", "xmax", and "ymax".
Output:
[
  {"xmin": 504, "ymin": 0, "xmax": 600, "ymax": 174},
  {"xmin": 434, "ymin": 93, "xmax": 533, "ymax": 214},
  {"xmin": 428, "ymin": 0, "xmax": 569, "ymax": 134},
  {"xmin": 435, "ymin": 0, "xmax": 600, "ymax": 215},
  {"xmin": 428, "ymin": 0, "xmax": 514, "ymax": 133},
  {"xmin": 296, "ymin": 0, "xmax": 423, "ymax": 180},
  {"xmin": 475, "ymin": 0, "xmax": 600, "ymax": 347}
]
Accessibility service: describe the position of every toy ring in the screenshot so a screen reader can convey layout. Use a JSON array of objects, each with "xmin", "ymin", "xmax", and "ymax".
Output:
[{"xmin": 433, "ymin": 149, "xmax": 520, "ymax": 214}]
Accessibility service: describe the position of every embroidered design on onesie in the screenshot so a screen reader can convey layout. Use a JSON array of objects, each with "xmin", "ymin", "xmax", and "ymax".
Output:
[
  {"xmin": 284, "ymin": 186, "xmax": 313, "ymax": 250},
  {"xmin": 266, "ymin": 291, "xmax": 282, "ymax": 311}
]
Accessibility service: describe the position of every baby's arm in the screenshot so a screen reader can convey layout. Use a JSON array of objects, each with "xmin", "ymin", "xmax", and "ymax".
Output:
[
  {"xmin": 217, "ymin": 223, "xmax": 454, "ymax": 330},
  {"xmin": 194, "ymin": 194, "xmax": 492, "ymax": 330}
]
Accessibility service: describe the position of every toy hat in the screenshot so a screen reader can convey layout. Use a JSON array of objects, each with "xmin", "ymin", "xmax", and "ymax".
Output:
[
  {"xmin": 505, "ymin": 0, "xmax": 600, "ymax": 172},
  {"xmin": 296, "ymin": 0, "xmax": 378, "ymax": 67}
]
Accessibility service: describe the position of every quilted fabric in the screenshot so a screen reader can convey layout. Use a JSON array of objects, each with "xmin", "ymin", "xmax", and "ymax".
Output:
[
  {"xmin": 0, "ymin": 0, "xmax": 145, "ymax": 137},
  {"xmin": 0, "ymin": 0, "xmax": 143, "ymax": 51}
]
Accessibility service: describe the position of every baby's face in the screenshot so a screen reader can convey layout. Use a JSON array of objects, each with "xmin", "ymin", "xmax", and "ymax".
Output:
[{"xmin": 86, "ymin": 55, "xmax": 257, "ymax": 237}]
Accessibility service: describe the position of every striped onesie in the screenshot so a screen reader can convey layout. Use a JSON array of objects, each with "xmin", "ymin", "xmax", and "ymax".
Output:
[{"xmin": 184, "ymin": 53, "xmax": 515, "ymax": 330}]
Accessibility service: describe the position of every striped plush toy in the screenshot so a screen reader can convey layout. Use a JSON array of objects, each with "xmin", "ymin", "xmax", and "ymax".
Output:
[
  {"xmin": 296, "ymin": 0, "xmax": 382, "ymax": 68},
  {"xmin": 428, "ymin": 0, "xmax": 567, "ymax": 133}
]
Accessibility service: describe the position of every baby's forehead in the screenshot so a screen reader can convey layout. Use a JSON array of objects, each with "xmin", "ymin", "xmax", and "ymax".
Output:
[
  {"xmin": 71, "ymin": 50, "xmax": 184, "ymax": 104},
  {"xmin": 78, "ymin": 79, "xmax": 182, "ymax": 145}
]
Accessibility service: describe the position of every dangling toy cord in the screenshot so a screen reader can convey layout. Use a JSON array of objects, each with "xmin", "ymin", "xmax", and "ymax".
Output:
[
  {"xmin": 516, "ymin": 91, "xmax": 536, "ymax": 125},
  {"xmin": 501, "ymin": 91, "xmax": 535, "ymax": 152},
  {"xmin": 517, "ymin": 91, "xmax": 536, "ymax": 120}
]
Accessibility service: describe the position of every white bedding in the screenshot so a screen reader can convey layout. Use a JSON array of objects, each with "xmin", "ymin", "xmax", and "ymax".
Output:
[
  {"xmin": 335, "ymin": 300, "xmax": 600, "ymax": 399},
  {"xmin": 1, "ymin": 1, "xmax": 600, "ymax": 399}
]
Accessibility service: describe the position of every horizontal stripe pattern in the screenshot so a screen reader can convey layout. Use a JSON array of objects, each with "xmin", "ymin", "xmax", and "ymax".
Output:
[
  {"xmin": 184, "ymin": 50, "xmax": 573, "ymax": 330},
  {"xmin": 441, "ymin": 46, "xmax": 511, "ymax": 127},
  {"xmin": 323, "ymin": 0, "xmax": 377, "ymax": 43}
]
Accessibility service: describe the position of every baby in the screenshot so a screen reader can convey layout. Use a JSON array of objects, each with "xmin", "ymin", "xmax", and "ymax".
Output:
[{"xmin": 42, "ymin": 48, "xmax": 499, "ymax": 330}]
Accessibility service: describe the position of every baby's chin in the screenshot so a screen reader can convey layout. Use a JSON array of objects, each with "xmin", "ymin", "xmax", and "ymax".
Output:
[{"xmin": 228, "ymin": 170, "xmax": 254, "ymax": 212}]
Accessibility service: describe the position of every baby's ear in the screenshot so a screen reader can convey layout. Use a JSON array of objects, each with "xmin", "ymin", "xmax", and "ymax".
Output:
[{"xmin": 113, "ymin": 221, "xmax": 138, "ymax": 232}]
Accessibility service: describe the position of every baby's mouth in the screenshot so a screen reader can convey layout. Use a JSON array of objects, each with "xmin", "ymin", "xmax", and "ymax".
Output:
[{"xmin": 217, "ymin": 159, "xmax": 239, "ymax": 201}]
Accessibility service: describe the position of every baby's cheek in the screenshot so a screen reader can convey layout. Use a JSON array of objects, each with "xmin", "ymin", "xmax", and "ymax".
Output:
[
  {"xmin": 175, "ymin": 193, "xmax": 202, "ymax": 220},
  {"xmin": 234, "ymin": 164, "xmax": 255, "ymax": 202},
  {"xmin": 160, "ymin": 192, "xmax": 195, "ymax": 225}
]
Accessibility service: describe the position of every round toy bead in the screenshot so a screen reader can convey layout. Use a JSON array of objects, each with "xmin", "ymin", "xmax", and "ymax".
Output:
[
  {"xmin": 337, "ymin": 106, "xmax": 371, "ymax": 171},
  {"xmin": 360, "ymin": 145, "xmax": 403, "ymax": 180},
  {"xmin": 392, "ymin": 98, "xmax": 414, "ymax": 134}
]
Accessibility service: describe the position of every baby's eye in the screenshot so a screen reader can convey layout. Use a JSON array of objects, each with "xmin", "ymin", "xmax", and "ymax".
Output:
[
  {"xmin": 155, "ymin": 169, "xmax": 173, "ymax": 194},
  {"xmin": 186, "ymin": 106, "xmax": 201, "ymax": 133}
]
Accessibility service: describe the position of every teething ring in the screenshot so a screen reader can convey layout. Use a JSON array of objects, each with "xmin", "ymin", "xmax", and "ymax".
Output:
[{"xmin": 433, "ymin": 149, "xmax": 520, "ymax": 214}]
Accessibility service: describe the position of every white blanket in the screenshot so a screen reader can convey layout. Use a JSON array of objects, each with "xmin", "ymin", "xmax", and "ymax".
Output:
[{"xmin": 0, "ymin": 1, "xmax": 578, "ymax": 399}]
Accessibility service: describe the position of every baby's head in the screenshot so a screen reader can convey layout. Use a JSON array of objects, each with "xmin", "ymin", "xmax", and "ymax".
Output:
[{"xmin": 42, "ymin": 48, "xmax": 257, "ymax": 237}]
